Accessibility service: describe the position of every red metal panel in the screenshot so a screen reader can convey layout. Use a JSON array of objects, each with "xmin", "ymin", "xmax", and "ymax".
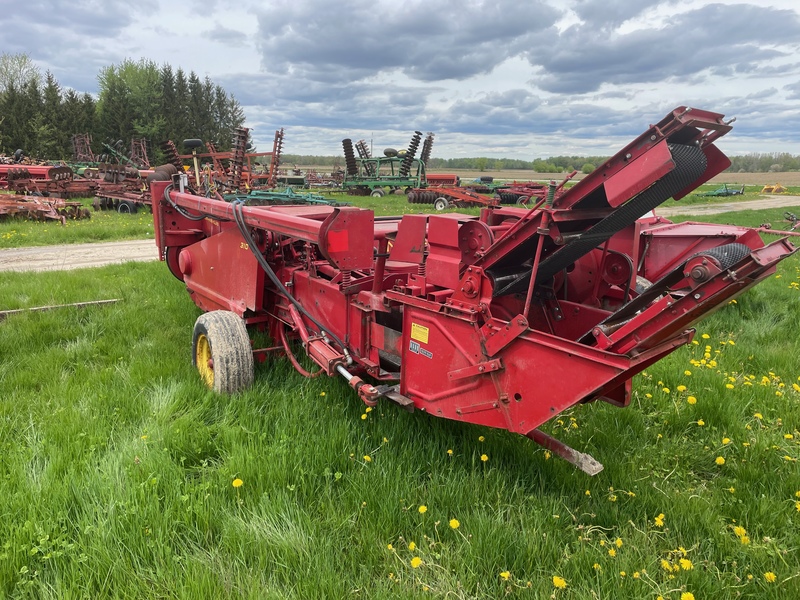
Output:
[
  {"xmin": 604, "ymin": 140, "xmax": 674, "ymax": 208},
  {"xmin": 425, "ymin": 215, "xmax": 463, "ymax": 289},
  {"xmin": 388, "ymin": 214, "xmax": 428, "ymax": 264},
  {"xmin": 181, "ymin": 227, "xmax": 265, "ymax": 315}
]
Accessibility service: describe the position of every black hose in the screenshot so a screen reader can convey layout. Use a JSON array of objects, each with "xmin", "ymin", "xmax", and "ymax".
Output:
[
  {"xmin": 230, "ymin": 200, "xmax": 351, "ymax": 360},
  {"xmin": 163, "ymin": 184, "xmax": 206, "ymax": 221}
]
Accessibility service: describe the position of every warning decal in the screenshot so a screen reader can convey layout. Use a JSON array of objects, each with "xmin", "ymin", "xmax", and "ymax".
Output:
[{"xmin": 410, "ymin": 323, "xmax": 429, "ymax": 344}]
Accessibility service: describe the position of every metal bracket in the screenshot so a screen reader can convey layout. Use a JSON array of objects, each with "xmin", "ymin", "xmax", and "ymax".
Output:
[
  {"xmin": 447, "ymin": 358, "xmax": 503, "ymax": 382},
  {"xmin": 481, "ymin": 315, "xmax": 529, "ymax": 357}
]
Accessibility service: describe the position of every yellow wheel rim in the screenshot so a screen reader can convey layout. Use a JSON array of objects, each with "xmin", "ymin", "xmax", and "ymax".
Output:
[{"xmin": 196, "ymin": 333, "xmax": 214, "ymax": 388}]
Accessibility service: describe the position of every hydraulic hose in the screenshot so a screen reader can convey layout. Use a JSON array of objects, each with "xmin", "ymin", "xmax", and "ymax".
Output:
[{"xmin": 230, "ymin": 200, "xmax": 351, "ymax": 362}]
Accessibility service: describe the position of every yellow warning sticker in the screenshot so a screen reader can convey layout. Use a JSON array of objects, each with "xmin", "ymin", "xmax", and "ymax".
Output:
[{"xmin": 411, "ymin": 323, "xmax": 429, "ymax": 344}]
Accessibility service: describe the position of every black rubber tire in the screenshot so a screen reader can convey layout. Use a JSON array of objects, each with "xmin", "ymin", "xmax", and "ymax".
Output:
[
  {"xmin": 118, "ymin": 200, "xmax": 138, "ymax": 214},
  {"xmin": 192, "ymin": 311, "xmax": 254, "ymax": 394},
  {"xmin": 370, "ymin": 188, "xmax": 385, "ymax": 197},
  {"xmin": 434, "ymin": 197, "xmax": 449, "ymax": 211}
]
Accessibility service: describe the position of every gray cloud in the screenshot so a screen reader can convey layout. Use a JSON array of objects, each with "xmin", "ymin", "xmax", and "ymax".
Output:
[
  {"xmin": 526, "ymin": 4, "xmax": 800, "ymax": 94},
  {"xmin": 4, "ymin": 0, "xmax": 800, "ymax": 157},
  {"xmin": 253, "ymin": 0, "xmax": 558, "ymax": 82},
  {"xmin": 202, "ymin": 25, "xmax": 250, "ymax": 47}
]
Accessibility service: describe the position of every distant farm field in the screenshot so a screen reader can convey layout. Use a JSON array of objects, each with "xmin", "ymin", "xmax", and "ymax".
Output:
[{"xmin": 441, "ymin": 169, "xmax": 800, "ymax": 186}]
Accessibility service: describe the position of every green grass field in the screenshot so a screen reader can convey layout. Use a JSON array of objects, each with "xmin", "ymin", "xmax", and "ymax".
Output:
[{"xmin": 0, "ymin": 202, "xmax": 799, "ymax": 598}]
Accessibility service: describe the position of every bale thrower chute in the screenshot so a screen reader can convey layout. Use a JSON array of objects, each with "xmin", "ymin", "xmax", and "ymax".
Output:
[{"xmin": 150, "ymin": 107, "xmax": 796, "ymax": 475}]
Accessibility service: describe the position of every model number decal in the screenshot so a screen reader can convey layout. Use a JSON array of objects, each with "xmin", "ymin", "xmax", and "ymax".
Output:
[{"xmin": 409, "ymin": 341, "xmax": 433, "ymax": 359}]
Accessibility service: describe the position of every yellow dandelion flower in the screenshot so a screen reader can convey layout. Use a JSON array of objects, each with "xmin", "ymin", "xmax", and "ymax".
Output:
[
  {"xmin": 684, "ymin": 370, "xmax": 692, "ymax": 376},
  {"xmin": 232, "ymin": 478, "xmax": 243, "ymax": 488},
  {"xmin": 480, "ymin": 454, "xmax": 488, "ymax": 462},
  {"xmin": 733, "ymin": 525, "xmax": 746, "ymax": 537},
  {"xmin": 500, "ymin": 571, "xmax": 510, "ymax": 580},
  {"xmin": 363, "ymin": 455, "xmax": 372, "ymax": 462},
  {"xmin": 418, "ymin": 505, "xmax": 427, "ymax": 514},
  {"xmin": 608, "ymin": 548, "xmax": 616, "ymax": 557},
  {"xmin": 687, "ymin": 396, "xmax": 697, "ymax": 405},
  {"xmin": 593, "ymin": 563, "xmax": 601, "ymax": 570},
  {"xmin": 681, "ymin": 593, "xmax": 695, "ymax": 600},
  {"xmin": 478, "ymin": 436, "xmax": 485, "ymax": 442},
  {"xmin": 784, "ymin": 434, "xmax": 794, "ymax": 440},
  {"xmin": 794, "ymin": 501, "xmax": 800, "ymax": 512},
  {"xmin": 764, "ymin": 572, "xmax": 776, "ymax": 583},
  {"xmin": 361, "ymin": 414, "xmax": 368, "ymax": 420},
  {"xmin": 600, "ymin": 540, "xmax": 606, "ymax": 546},
  {"xmin": 740, "ymin": 535, "xmax": 751, "ymax": 545},
  {"xmin": 633, "ymin": 572, "xmax": 640, "ymax": 579},
  {"xmin": 410, "ymin": 556, "xmax": 422, "ymax": 568},
  {"xmin": 796, "ymin": 491, "xmax": 800, "ymax": 498},
  {"xmin": 585, "ymin": 489, "xmax": 591, "ymax": 496},
  {"xmin": 615, "ymin": 538, "xmax": 623, "ymax": 548},
  {"xmin": 715, "ymin": 456, "xmax": 725, "ymax": 465},
  {"xmin": 654, "ymin": 513, "xmax": 665, "ymax": 527},
  {"xmin": 754, "ymin": 412, "xmax": 763, "ymax": 420},
  {"xmin": 408, "ymin": 541, "xmax": 416, "ymax": 551},
  {"xmin": 552, "ymin": 576, "xmax": 567, "ymax": 589},
  {"xmin": 722, "ymin": 437, "xmax": 731, "ymax": 445},
  {"xmin": 701, "ymin": 333, "xmax": 710, "ymax": 339},
  {"xmin": 449, "ymin": 518, "xmax": 460, "ymax": 529},
  {"xmin": 677, "ymin": 385, "xmax": 687, "ymax": 392},
  {"xmin": 728, "ymin": 487, "xmax": 736, "ymax": 493},
  {"xmin": 661, "ymin": 559, "xmax": 672, "ymax": 571},
  {"xmin": 697, "ymin": 419, "xmax": 705, "ymax": 426},
  {"xmin": 387, "ymin": 543, "xmax": 393, "ymax": 550},
  {"xmin": 662, "ymin": 387, "xmax": 671, "ymax": 393},
  {"xmin": 320, "ymin": 391, "xmax": 326, "ymax": 396},
  {"xmin": 365, "ymin": 406, "xmax": 372, "ymax": 413},
  {"xmin": 447, "ymin": 449, "xmax": 453, "ymax": 456},
  {"xmin": 544, "ymin": 450, "xmax": 551, "ymax": 460},
  {"xmin": 725, "ymin": 383, "xmax": 735, "ymax": 389},
  {"xmin": 620, "ymin": 571, "xmax": 626, "ymax": 577},
  {"xmin": 680, "ymin": 558, "xmax": 693, "ymax": 571},
  {"xmin": 645, "ymin": 393, "xmax": 653, "ymax": 399}
]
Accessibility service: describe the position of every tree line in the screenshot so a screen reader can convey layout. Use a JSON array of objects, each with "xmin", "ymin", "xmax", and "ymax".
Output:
[
  {"xmin": 0, "ymin": 53, "xmax": 245, "ymax": 164},
  {"xmin": 284, "ymin": 151, "xmax": 800, "ymax": 174}
]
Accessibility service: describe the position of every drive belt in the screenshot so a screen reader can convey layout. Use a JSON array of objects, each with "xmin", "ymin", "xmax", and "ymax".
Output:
[{"xmin": 493, "ymin": 143, "xmax": 707, "ymax": 296}]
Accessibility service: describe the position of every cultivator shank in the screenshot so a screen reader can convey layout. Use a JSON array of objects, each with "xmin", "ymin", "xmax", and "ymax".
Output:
[{"xmin": 152, "ymin": 107, "xmax": 796, "ymax": 474}]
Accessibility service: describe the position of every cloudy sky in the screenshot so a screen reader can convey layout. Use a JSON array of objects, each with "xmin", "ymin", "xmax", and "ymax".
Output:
[{"xmin": 5, "ymin": 0, "xmax": 800, "ymax": 159}]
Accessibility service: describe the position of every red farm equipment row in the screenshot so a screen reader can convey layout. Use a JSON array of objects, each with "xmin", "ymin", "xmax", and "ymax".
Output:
[
  {"xmin": 407, "ymin": 185, "xmax": 499, "ymax": 210},
  {"xmin": 150, "ymin": 107, "xmax": 796, "ymax": 475},
  {"xmin": 0, "ymin": 195, "xmax": 90, "ymax": 224}
]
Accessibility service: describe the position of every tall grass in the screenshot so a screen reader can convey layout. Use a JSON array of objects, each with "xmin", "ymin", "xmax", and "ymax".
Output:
[{"xmin": 0, "ymin": 212, "xmax": 798, "ymax": 598}]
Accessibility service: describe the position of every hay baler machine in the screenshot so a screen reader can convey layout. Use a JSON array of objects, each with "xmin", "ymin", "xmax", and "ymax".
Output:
[{"xmin": 151, "ymin": 107, "xmax": 796, "ymax": 475}]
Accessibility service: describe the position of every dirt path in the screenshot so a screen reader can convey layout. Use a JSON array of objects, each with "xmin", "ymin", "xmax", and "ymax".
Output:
[
  {"xmin": 656, "ymin": 195, "xmax": 800, "ymax": 217},
  {"xmin": 1, "ymin": 195, "xmax": 799, "ymax": 273},
  {"xmin": 0, "ymin": 239, "xmax": 158, "ymax": 273}
]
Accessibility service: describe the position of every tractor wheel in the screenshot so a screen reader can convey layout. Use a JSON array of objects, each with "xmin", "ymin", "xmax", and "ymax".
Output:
[
  {"xmin": 118, "ymin": 200, "xmax": 138, "ymax": 214},
  {"xmin": 433, "ymin": 197, "xmax": 449, "ymax": 211},
  {"xmin": 192, "ymin": 311, "xmax": 254, "ymax": 394},
  {"xmin": 370, "ymin": 188, "xmax": 385, "ymax": 197}
]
